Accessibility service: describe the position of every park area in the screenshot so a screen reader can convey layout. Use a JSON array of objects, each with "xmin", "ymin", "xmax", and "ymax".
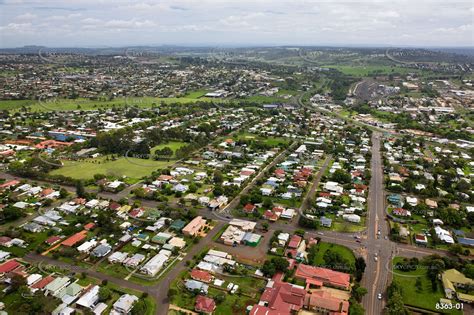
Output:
[
  {"xmin": 0, "ymin": 93, "xmax": 224, "ymax": 112},
  {"xmin": 49, "ymin": 141, "xmax": 187, "ymax": 180},
  {"xmin": 391, "ymin": 257, "xmax": 462, "ymax": 315}
]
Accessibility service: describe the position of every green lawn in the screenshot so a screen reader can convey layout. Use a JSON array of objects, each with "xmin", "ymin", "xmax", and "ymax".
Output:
[
  {"xmin": 391, "ymin": 257, "xmax": 462, "ymax": 314},
  {"xmin": 184, "ymin": 90, "xmax": 209, "ymax": 99},
  {"xmin": 49, "ymin": 155, "xmax": 175, "ymax": 180},
  {"xmin": 150, "ymin": 141, "xmax": 187, "ymax": 157},
  {"xmin": 242, "ymin": 95, "xmax": 288, "ymax": 104},
  {"xmin": 310, "ymin": 242, "xmax": 356, "ymax": 266},
  {"xmin": 321, "ymin": 65, "xmax": 424, "ymax": 77},
  {"xmin": 235, "ymin": 132, "xmax": 289, "ymax": 147},
  {"xmin": 0, "ymin": 96, "xmax": 226, "ymax": 112}
]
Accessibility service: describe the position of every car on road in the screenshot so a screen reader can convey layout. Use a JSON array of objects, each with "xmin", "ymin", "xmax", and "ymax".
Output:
[
  {"xmin": 377, "ymin": 293, "xmax": 382, "ymax": 300},
  {"xmin": 317, "ymin": 232, "xmax": 324, "ymax": 235},
  {"xmin": 374, "ymin": 256, "xmax": 378, "ymax": 262},
  {"xmin": 356, "ymin": 239, "xmax": 361, "ymax": 243},
  {"xmin": 384, "ymin": 236, "xmax": 388, "ymax": 240}
]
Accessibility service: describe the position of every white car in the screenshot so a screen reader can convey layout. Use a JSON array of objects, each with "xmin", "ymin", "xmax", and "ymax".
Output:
[
  {"xmin": 226, "ymin": 283, "xmax": 234, "ymax": 291},
  {"xmin": 377, "ymin": 293, "xmax": 382, "ymax": 300},
  {"xmin": 374, "ymin": 256, "xmax": 378, "ymax": 262},
  {"xmin": 230, "ymin": 284, "xmax": 239, "ymax": 294}
]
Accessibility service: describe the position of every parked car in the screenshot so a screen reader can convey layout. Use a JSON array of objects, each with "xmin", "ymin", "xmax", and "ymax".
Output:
[{"xmin": 230, "ymin": 284, "xmax": 239, "ymax": 294}]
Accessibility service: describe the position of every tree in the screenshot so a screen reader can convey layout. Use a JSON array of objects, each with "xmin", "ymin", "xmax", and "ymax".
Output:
[
  {"xmin": 76, "ymin": 180, "xmax": 86, "ymax": 198},
  {"xmin": 332, "ymin": 169, "xmax": 351, "ymax": 184},
  {"xmin": 98, "ymin": 287, "xmax": 111, "ymax": 302},
  {"xmin": 261, "ymin": 260, "xmax": 276, "ymax": 277},
  {"xmin": 415, "ymin": 277, "xmax": 423, "ymax": 293},
  {"xmin": 349, "ymin": 299, "xmax": 365, "ymax": 315},
  {"xmin": 456, "ymin": 179, "xmax": 471, "ymax": 192},
  {"xmin": 213, "ymin": 170, "xmax": 223, "ymax": 184},
  {"xmin": 215, "ymin": 293, "xmax": 226, "ymax": 304},
  {"xmin": 386, "ymin": 281, "xmax": 408, "ymax": 315},
  {"xmin": 262, "ymin": 222, "xmax": 269, "ymax": 231},
  {"xmin": 386, "ymin": 291, "xmax": 408, "ymax": 315},
  {"xmin": 272, "ymin": 257, "xmax": 289, "ymax": 272},
  {"xmin": 131, "ymin": 300, "xmax": 147, "ymax": 315},
  {"xmin": 59, "ymin": 188, "xmax": 69, "ymax": 198},
  {"xmin": 168, "ymin": 288, "xmax": 177, "ymax": 299},
  {"xmin": 352, "ymin": 285, "xmax": 368, "ymax": 302},
  {"xmin": 448, "ymin": 244, "xmax": 463, "ymax": 255},
  {"xmin": 464, "ymin": 264, "xmax": 474, "ymax": 279},
  {"xmin": 10, "ymin": 273, "xmax": 26, "ymax": 291},
  {"xmin": 355, "ymin": 257, "xmax": 366, "ymax": 282}
]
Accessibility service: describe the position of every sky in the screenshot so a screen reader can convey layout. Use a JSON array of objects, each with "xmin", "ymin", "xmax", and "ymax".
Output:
[{"xmin": 0, "ymin": 0, "xmax": 473, "ymax": 48}]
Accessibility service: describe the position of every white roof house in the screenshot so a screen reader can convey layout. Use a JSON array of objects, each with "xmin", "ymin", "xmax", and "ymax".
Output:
[
  {"xmin": 77, "ymin": 240, "xmax": 97, "ymax": 253},
  {"xmin": 229, "ymin": 219, "xmax": 256, "ymax": 231},
  {"xmin": 323, "ymin": 181, "xmax": 343, "ymax": 194},
  {"xmin": 113, "ymin": 294, "xmax": 138, "ymax": 314},
  {"xmin": 140, "ymin": 250, "xmax": 172, "ymax": 276},
  {"xmin": 280, "ymin": 208, "xmax": 296, "ymax": 219},
  {"xmin": 343, "ymin": 214, "xmax": 361, "ymax": 223},
  {"xmin": 435, "ymin": 226, "xmax": 454, "ymax": 244},
  {"xmin": 108, "ymin": 252, "xmax": 128, "ymax": 264}
]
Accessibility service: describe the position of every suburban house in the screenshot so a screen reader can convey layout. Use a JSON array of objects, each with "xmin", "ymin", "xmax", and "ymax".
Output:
[{"xmin": 441, "ymin": 269, "xmax": 474, "ymax": 303}]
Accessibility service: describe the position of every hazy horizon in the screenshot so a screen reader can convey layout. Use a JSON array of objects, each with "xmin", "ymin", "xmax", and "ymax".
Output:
[{"xmin": 1, "ymin": 0, "xmax": 473, "ymax": 49}]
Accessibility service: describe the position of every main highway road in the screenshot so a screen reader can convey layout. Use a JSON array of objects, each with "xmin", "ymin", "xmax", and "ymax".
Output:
[{"xmin": 361, "ymin": 131, "xmax": 396, "ymax": 315}]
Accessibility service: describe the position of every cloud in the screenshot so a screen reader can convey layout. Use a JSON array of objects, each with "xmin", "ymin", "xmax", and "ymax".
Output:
[{"xmin": 0, "ymin": 0, "xmax": 473, "ymax": 47}]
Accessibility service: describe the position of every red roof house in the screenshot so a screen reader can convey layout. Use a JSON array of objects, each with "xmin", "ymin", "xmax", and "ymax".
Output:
[
  {"xmin": 304, "ymin": 290, "xmax": 349, "ymax": 314},
  {"xmin": 31, "ymin": 275, "xmax": 55, "ymax": 289},
  {"xmin": 0, "ymin": 236, "xmax": 12, "ymax": 247},
  {"xmin": 45, "ymin": 236, "xmax": 62, "ymax": 246},
  {"xmin": 35, "ymin": 140, "xmax": 73, "ymax": 149},
  {"xmin": 295, "ymin": 264, "xmax": 350, "ymax": 290},
  {"xmin": 0, "ymin": 260, "xmax": 21, "ymax": 274},
  {"xmin": 84, "ymin": 223, "xmax": 95, "ymax": 230},
  {"xmin": 0, "ymin": 180, "xmax": 20, "ymax": 190},
  {"xmin": 73, "ymin": 198, "xmax": 87, "ymax": 205},
  {"xmin": 195, "ymin": 295, "xmax": 216, "ymax": 314},
  {"xmin": 288, "ymin": 235, "xmax": 302, "ymax": 249},
  {"xmin": 61, "ymin": 231, "xmax": 87, "ymax": 247},
  {"xmin": 190, "ymin": 269, "xmax": 213, "ymax": 283},
  {"xmin": 264, "ymin": 210, "xmax": 279, "ymax": 221},
  {"xmin": 251, "ymin": 280, "xmax": 305, "ymax": 315},
  {"xmin": 243, "ymin": 204, "xmax": 256, "ymax": 214}
]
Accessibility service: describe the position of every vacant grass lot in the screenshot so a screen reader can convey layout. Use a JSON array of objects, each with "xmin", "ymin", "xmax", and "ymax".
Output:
[
  {"xmin": 235, "ymin": 132, "xmax": 289, "ymax": 147},
  {"xmin": 322, "ymin": 65, "xmax": 428, "ymax": 77},
  {"xmin": 0, "ymin": 96, "xmax": 226, "ymax": 112},
  {"xmin": 310, "ymin": 242, "xmax": 356, "ymax": 267},
  {"xmin": 392, "ymin": 257, "xmax": 462, "ymax": 314},
  {"xmin": 150, "ymin": 141, "xmax": 187, "ymax": 157},
  {"xmin": 50, "ymin": 156, "xmax": 174, "ymax": 179}
]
